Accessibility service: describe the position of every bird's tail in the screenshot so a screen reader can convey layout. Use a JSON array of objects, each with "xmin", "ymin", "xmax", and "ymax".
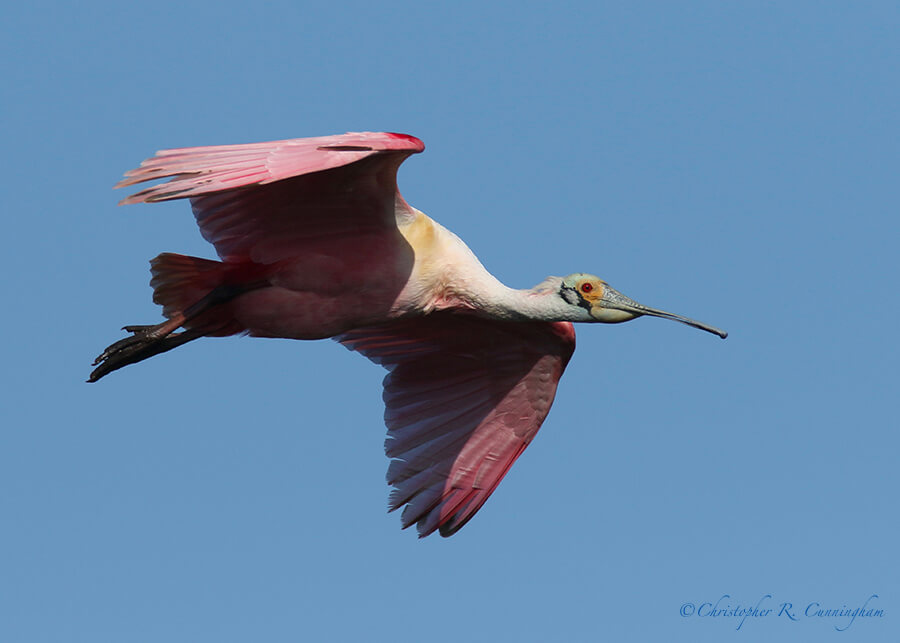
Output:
[
  {"xmin": 89, "ymin": 253, "xmax": 267, "ymax": 382},
  {"xmin": 150, "ymin": 253, "xmax": 249, "ymax": 336}
]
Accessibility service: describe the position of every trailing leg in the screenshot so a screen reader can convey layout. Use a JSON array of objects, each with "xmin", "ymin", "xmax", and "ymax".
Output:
[
  {"xmin": 88, "ymin": 253, "xmax": 268, "ymax": 382},
  {"xmin": 89, "ymin": 316, "xmax": 205, "ymax": 382}
]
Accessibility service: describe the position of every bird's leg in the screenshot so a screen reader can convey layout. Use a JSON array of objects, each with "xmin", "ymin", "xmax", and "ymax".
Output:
[
  {"xmin": 88, "ymin": 282, "xmax": 263, "ymax": 383},
  {"xmin": 88, "ymin": 315, "xmax": 200, "ymax": 382}
]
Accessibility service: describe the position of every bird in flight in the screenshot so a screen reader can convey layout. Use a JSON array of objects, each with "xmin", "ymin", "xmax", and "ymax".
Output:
[{"xmin": 90, "ymin": 132, "xmax": 726, "ymax": 537}]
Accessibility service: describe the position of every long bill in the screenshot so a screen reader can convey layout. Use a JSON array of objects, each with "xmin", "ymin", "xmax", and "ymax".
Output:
[{"xmin": 599, "ymin": 286, "xmax": 728, "ymax": 339}]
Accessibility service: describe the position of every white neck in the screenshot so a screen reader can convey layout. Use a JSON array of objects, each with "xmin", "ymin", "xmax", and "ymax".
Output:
[
  {"xmin": 402, "ymin": 213, "xmax": 590, "ymax": 322},
  {"xmin": 461, "ymin": 275, "xmax": 590, "ymax": 322}
]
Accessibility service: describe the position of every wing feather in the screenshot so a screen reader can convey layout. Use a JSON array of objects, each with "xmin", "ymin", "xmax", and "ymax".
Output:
[
  {"xmin": 339, "ymin": 313, "xmax": 576, "ymax": 537},
  {"xmin": 115, "ymin": 132, "xmax": 425, "ymax": 262},
  {"xmin": 116, "ymin": 132, "xmax": 424, "ymax": 202}
]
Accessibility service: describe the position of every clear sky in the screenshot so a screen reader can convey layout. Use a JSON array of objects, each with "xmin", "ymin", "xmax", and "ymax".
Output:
[{"xmin": 2, "ymin": 2, "xmax": 897, "ymax": 642}]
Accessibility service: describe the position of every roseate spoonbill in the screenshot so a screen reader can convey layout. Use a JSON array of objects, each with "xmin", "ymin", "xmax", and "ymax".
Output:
[{"xmin": 90, "ymin": 132, "xmax": 726, "ymax": 537}]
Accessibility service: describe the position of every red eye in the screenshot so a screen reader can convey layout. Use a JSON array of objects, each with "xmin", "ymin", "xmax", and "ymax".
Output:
[{"xmin": 580, "ymin": 283, "xmax": 593, "ymax": 293}]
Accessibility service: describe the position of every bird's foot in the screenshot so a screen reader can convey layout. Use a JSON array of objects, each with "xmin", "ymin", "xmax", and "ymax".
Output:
[{"xmin": 88, "ymin": 317, "xmax": 191, "ymax": 382}]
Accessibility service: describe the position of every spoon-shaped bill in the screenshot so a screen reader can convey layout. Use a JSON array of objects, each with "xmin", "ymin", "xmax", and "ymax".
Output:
[{"xmin": 594, "ymin": 285, "xmax": 728, "ymax": 339}]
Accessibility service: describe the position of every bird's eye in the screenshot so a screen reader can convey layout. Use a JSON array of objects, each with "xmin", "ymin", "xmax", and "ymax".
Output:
[{"xmin": 580, "ymin": 283, "xmax": 593, "ymax": 294}]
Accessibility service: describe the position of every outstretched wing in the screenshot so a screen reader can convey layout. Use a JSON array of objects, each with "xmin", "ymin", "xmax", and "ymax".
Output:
[
  {"xmin": 115, "ymin": 132, "xmax": 425, "ymax": 262},
  {"xmin": 339, "ymin": 313, "xmax": 576, "ymax": 537}
]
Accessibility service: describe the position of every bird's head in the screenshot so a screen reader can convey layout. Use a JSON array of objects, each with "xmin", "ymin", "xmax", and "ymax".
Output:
[{"xmin": 558, "ymin": 273, "xmax": 728, "ymax": 338}]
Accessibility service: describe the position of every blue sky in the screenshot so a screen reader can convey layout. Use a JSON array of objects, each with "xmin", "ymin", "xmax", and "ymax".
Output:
[{"xmin": 2, "ymin": 2, "xmax": 898, "ymax": 641}]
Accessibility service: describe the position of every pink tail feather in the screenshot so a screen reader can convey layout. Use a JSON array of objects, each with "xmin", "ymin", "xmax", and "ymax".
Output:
[{"xmin": 149, "ymin": 252, "xmax": 252, "ymax": 337}]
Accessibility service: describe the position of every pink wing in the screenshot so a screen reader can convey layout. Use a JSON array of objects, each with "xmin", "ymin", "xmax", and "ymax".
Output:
[
  {"xmin": 116, "ymin": 132, "xmax": 425, "ymax": 262},
  {"xmin": 339, "ymin": 313, "xmax": 576, "ymax": 537}
]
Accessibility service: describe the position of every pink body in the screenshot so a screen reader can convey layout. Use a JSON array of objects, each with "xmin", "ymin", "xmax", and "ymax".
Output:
[{"xmin": 110, "ymin": 132, "xmax": 576, "ymax": 537}]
